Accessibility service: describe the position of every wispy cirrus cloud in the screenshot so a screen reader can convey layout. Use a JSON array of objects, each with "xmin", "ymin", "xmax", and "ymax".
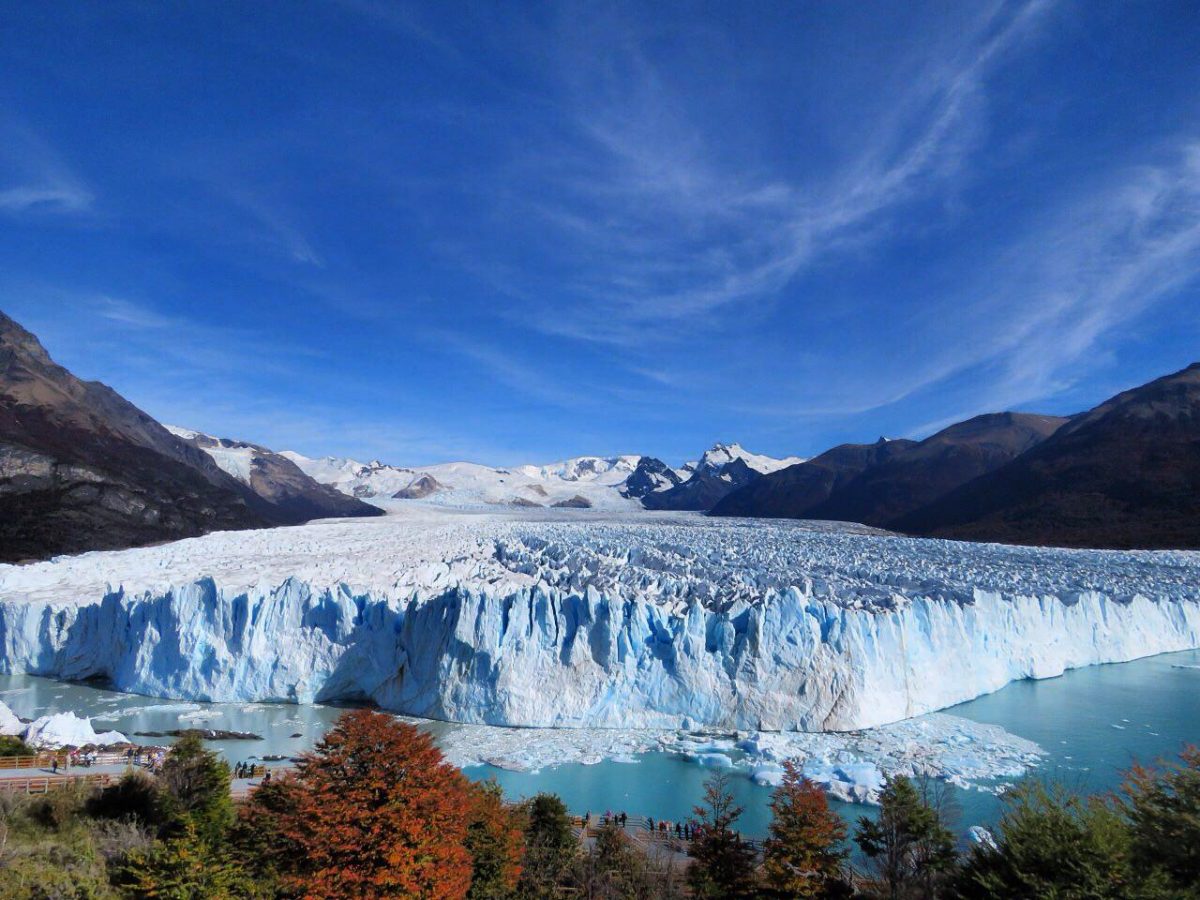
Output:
[
  {"xmin": 730, "ymin": 138, "xmax": 1200, "ymax": 428},
  {"xmin": 473, "ymin": 0, "xmax": 1057, "ymax": 347},
  {"xmin": 0, "ymin": 121, "xmax": 93, "ymax": 216}
]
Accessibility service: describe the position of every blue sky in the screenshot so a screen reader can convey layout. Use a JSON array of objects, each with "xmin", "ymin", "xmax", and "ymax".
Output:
[{"xmin": 2, "ymin": 1, "xmax": 1198, "ymax": 466}]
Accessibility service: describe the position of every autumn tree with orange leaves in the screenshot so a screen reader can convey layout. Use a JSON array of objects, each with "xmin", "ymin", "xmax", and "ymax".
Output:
[
  {"xmin": 762, "ymin": 760, "xmax": 850, "ymax": 898},
  {"xmin": 248, "ymin": 709, "xmax": 476, "ymax": 899}
]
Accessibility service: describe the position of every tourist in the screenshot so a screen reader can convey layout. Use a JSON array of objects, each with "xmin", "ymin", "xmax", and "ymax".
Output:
[{"xmin": 51, "ymin": 757, "xmax": 58, "ymax": 775}]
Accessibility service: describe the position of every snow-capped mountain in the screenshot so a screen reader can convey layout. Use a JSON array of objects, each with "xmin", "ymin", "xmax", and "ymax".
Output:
[
  {"xmin": 281, "ymin": 451, "xmax": 648, "ymax": 511},
  {"xmin": 165, "ymin": 427, "xmax": 381, "ymax": 522},
  {"xmin": 283, "ymin": 443, "xmax": 805, "ymax": 513},
  {"xmin": 643, "ymin": 443, "xmax": 809, "ymax": 511},
  {"xmin": 693, "ymin": 442, "xmax": 805, "ymax": 476}
]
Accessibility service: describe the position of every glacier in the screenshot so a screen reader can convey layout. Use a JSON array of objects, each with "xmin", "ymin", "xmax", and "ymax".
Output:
[{"xmin": 0, "ymin": 509, "xmax": 1198, "ymax": 732}]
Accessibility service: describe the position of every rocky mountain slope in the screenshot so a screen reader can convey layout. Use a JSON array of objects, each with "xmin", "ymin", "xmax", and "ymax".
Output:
[
  {"xmin": 709, "ymin": 437, "xmax": 917, "ymax": 519},
  {"xmin": 0, "ymin": 311, "xmax": 376, "ymax": 562},
  {"xmin": 713, "ymin": 414, "xmax": 1066, "ymax": 527},
  {"xmin": 165, "ymin": 427, "xmax": 381, "ymax": 523},
  {"xmin": 899, "ymin": 364, "xmax": 1200, "ymax": 548}
]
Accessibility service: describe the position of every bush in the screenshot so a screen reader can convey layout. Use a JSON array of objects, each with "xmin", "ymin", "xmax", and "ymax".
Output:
[
  {"xmin": 0, "ymin": 735, "xmax": 33, "ymax": 757},
  {"xmin": 86, "ymin": 769, "xmax": 164, "ymax": 829}
]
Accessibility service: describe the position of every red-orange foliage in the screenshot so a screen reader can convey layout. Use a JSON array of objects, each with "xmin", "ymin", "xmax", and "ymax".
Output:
[
  {"xmin": 763, "ymin": 759, "xmax": 848, "ymax": 897},
  {"xmin": 264, "ymin": 709, "xmax": 474, "ymax": 899}
]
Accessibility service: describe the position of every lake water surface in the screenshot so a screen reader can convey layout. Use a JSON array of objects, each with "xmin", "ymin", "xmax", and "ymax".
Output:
[{"xmin": 3, "ymin": 648, "xmax": 1198, "ymax": 839}]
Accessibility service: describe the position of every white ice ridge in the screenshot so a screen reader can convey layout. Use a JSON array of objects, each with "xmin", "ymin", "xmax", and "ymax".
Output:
[
  {"xmin": 0, "ymin": 509, "xmax": 1198, "ymax": 731},
  {"xmin": 432, "ymin": 712, "xmax": 1043, "ymax": 805},
  {"xmin": 0, "ymin": 700, "xmax": 127, "ymax": 748}
]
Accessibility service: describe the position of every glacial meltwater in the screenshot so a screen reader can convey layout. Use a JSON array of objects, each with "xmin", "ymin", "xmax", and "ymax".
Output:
[{"xmin": 2, "ymin": 647, "xmax": 1199, "ymax": 839}]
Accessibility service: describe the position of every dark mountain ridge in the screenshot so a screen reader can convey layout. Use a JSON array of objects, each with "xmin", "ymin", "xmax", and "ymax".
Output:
[
  {"xmin": 0, "ymin": 310, "xmax": 377, "ymax": 563},
  {"xmin": 898, "ymin": 364, "xmax": 1200, "ymax": 548}
]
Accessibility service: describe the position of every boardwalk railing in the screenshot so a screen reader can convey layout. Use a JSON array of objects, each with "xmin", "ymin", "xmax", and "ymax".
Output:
[
  {"xmin": 0, "ymin": 753, "xmax": 69, "ymax": 771},
  {"xmin": 0, "ymin": 750, "xmax": 146, "ymax": 771},
  {"xmin": 0, "ymin": 772, "xmax": 115, "ymax": 795}
]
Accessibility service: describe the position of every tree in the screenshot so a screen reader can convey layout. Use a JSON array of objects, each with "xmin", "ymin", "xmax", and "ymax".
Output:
[
  {"xmin": 518, "ymin": 793, "xmax": 577, "ymax": 898},
  {"xmin": 230, "ymin": 777, "xmax": 303, "ymax": 895},
  {"xmin": 1122, "ymin": 745, "xmax": 1200, "ymax": 891},
  {"xmin": 763, "ymin": 761, "xmax": 849, "ymax": 898},
  {"xmin": 156, "ymin": 732, "xmax": 234, "ymax": 845},
  {"xmin": 854, "ymin": 775, "xmax": 956, "ymax": 899},
  {"xmin": 115, "ymin": 820, "xmax": 265, "ymax": 899},
  {"xmin": 258, "ymin": 709, "xmax": 474, "ymax": 899},
  {"xmin": 465, "ymin": 780, "xmax": 524, "ymax": 899},
  {"xmin": 950, "ymin": 782, "xmax": 1136, "ymax": 900},
  {"xmin": 688, "ymin": 771, "xmax": 759, "ymax": 899}
]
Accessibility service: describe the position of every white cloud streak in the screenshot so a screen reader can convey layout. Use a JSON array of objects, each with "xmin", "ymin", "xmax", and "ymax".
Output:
[
  {"xmin": 0, "ymin": 121, "xmax": 93, "ymax": 216},
  {"xmin": 486, "ymin": 0, "xmax": 1056, "ymax": 347}
]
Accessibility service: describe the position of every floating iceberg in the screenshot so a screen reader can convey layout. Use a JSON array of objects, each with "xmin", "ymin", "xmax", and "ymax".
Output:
[
  {"xmin": 0, "ymin": 511, "xmax": 1197, "ymax": 732},
  {"xmin": 0, "ymin": 701, "xmax": 127, "ymax": 748},
  {"xmin": 432, "ymin": 711, "xmax": 1044, "ymax": 804},
  {"xmin": 0, "ymin": 699, "xmax": 22, "ymax": 737}
]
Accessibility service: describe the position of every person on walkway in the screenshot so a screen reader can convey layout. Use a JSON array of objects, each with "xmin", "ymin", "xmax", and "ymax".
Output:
[
  {"xmin": 51, "ymin": 757, "xmax": 58, "ymax": 775},
  {"xmin": 620, "ymin": 811, "xmax": 627, "ymax": 827}
]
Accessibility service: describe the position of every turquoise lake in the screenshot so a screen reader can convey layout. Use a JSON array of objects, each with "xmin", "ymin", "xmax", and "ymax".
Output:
[{"xmin": 2, "ymin": 647, "xmax": 1198, "ymax": 840}]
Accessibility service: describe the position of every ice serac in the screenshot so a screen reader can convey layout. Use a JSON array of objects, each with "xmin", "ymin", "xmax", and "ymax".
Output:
[{"xmin": 0, "ymin": 514, "xmax": 1198, "ymax": 731}]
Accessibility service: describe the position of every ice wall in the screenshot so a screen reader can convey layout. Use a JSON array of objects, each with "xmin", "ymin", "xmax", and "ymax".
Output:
[{"xmin": 2, "ymin": 564, "xmax": 1198, "ymax": 731}]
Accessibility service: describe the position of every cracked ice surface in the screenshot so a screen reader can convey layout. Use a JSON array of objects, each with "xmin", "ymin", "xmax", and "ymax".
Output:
[
  {"xmin": 433, "ymin": 712, "xmax": 1044, "ymax": 805},
  {"xmin": 0, "ymin": 509, "xmax": 1198, "ymax": 731}
]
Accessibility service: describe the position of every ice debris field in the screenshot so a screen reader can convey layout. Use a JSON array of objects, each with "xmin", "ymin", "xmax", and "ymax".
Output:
[{"xmin": 1, "ymin": 508, "xmax": 1198, "ymax": 735}]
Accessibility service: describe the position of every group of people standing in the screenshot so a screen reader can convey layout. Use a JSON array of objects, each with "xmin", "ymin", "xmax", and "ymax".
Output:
[
  {"xmin": 234, "ymin": 761, "xmax": 271, "ymax": 782},
  {"xmin": 581, "ymin": 810, "xmax": 699, "ymax": 842}
]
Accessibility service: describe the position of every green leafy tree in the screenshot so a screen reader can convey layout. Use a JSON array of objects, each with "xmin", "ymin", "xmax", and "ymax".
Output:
[
  {"xmin": 688, "ymin": 771, "xmax": 759, "ymax": 900},
  {"xmin": 518, "ymin": 793, "xmax": 577, "ymax": 898},
  {"xmin": 951, "ymin": 782, "xmax": 1138, "ymax": 900},
  {"xmin": 763, "ymin": 761, "xmax": 850, "ymax": 898},
  {"xmin": 0, "ymin": 735, "xmax": 33, "ymax": 757},
  {"xmin": 855, "ymin": 775, "xmax": 956, "ymax": 899},
  {"xmin": 465, "ymin": 780, "xmax": 524, "ymax": 899},
  {"xmin": 156, "ymin": 732, "xmax": 234, "ymax": 845},
  {"xmin": 1122, "ymin": 745, "xmax": 1200, "ymax": 892}
]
